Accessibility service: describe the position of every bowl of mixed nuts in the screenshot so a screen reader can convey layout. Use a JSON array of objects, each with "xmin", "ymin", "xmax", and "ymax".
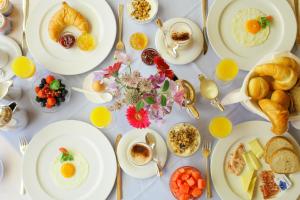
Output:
[
  {"xmin": 167, "ymin": 123, "xmax": 201, "ymax": 157},
  {"xmin": 127, "ymin": 0, "xmax": 158, "ymax": 24}
]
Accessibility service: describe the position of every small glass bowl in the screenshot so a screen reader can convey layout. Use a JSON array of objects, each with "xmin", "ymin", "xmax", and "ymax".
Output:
[{"xmin": 30, "ymin": 72, "xmax": 71, "ymax": 113}]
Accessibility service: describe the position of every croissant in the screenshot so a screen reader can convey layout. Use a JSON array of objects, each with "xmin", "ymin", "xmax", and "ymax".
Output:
[
  {"xmin": 254, "ymin": 63, "xmax": 298, "ymax": 90},
  {"xmin": 48, "ymin": 2, "xmax": 90, "ymax": 42},
  {"xmin": 271, "ymin": 90, "xmax": 290, "ymax": 109},
  {"xmin": 273, "ymin": 57, "xmax": 300, "ymax": 78},
  {"xmin": 258, "ymin": 99, "xmax": 289, "ymax": 135},
  {"xmin": 248, "ymin": 77, "xmax": 270, "ymax": 100}
]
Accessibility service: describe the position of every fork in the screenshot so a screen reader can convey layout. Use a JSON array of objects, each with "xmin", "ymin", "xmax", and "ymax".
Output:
[
  {"xmin": 18, "ymin": 136, "xmax": 28, "ymax": 195},
  {"xmin": 202, "ymin": 141, "xmax": 212, "ymax": 198},
  {"xmin": 116, "ymin": 4, "xmax": 125, "ymax": 51}
]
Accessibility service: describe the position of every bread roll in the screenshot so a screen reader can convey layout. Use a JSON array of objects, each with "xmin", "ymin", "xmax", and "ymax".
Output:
[
  {"xmin": 291, "ymin": 83, "xmax": 300, "ymax": 113},
  {"xmin": 273, "ymin": 57, "xmax": 300, "ymax": 78},
  {"xmin": 271, "ymin": 90, "xmax": 290, "ymax": 109},
  {"xmin": 254, "ymin": 63, "xmax": 298, "ymax": 90},
  {"xmin": 248, "ymin": 77, "xmax": 270, "ymax": 100},
  {"xmin": 258, "ymin": 99, "xmax": 289, "ymax": 135}
]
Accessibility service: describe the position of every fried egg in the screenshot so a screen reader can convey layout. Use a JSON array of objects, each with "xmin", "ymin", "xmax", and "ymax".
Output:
[
  {"xmin": 232, "ymin": 8, "xmax": 270, "ymax": 47},
  {"xmin": 52, "ymin": 152, "xmax": 89, "ymax": 189}
]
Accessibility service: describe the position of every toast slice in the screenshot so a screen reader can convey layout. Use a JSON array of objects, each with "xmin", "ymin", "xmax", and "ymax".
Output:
[
  {"xmin": 269, "ymin": 148, "xmax": 300, "ymax": 174},
  {"xmin": 264, "ymin": 136, "xmax": 294, "ymax": 163}
]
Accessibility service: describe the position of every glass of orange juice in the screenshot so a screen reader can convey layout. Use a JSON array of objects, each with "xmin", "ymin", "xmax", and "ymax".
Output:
[
  {"xmin": 209, "ymin": 116, "xmax": 232, "ymax": 139},
  {"xmin": 90, "ymin": 106, "xmax": 112, "ymax": 128},
  {"xmin": 215, "ymin": 58, "xmax": 239, "ymax": 84},
  {"xmin": 11, "ymin": 56, "xmax": 36, "ymax": 79}
]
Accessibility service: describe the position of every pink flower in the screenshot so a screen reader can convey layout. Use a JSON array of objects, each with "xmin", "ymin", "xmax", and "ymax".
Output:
[
  {"xmin": 104, "ymin": 62, "xmax": 122, "ymax": 78},
  {"xmin": 114, "ymin": 51, "xmax": 132, "ymax": 64},
  {"xmin": 126, "ymin": 106, "xmax": 150, "ymax": 129}
]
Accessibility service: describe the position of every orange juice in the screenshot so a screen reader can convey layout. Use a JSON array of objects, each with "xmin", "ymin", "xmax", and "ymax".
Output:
[
  {"xmin": 209, "ymin": 116, "xmax": 232, "ymax": 139},
  {"xmin": 130, "ymin": 32, "xmax": 148, "ymax": 50},
  {"xmin": 11, "ymin": 56, "xmax": 36, "ymax": 79},
  {"xmin": 90, "ymin": 106, "xmax": 112, "ymax": 128},
  {"xmin": 215, "ymin": 59, "xmax": 239, "ymax": 82}
]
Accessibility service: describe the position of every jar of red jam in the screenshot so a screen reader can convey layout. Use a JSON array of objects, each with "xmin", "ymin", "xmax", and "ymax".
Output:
[
  {"xmin": 0, "ymin": 0, "xmax": 13, "ymax": 17},
  {"xmin": 0, "ymin": 13, "xmax": 12, "ymax": 35}
]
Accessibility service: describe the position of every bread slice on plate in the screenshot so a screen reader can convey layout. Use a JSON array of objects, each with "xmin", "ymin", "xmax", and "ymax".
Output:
[
  {"xmin": 264, "ymin": 136, "xmax": 294, "ymax": 163},
  {"xmin": 269, "ymin": 148, "xmax": 300, "ymax": 174}
]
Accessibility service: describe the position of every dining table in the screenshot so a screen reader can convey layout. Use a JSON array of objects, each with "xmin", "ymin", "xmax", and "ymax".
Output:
[{"xmin": 1, "ymin": 0, "xmax": 300, "ymax": 200}]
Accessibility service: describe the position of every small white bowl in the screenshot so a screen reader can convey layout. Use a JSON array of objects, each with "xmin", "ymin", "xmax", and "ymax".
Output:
[
  {"xmin": 127, "ymin": 0, "xmax": 158, "ymax": 24},
  {"xmin": 0, "ymin": 160, "xmax": 4, "ymax": 182}
]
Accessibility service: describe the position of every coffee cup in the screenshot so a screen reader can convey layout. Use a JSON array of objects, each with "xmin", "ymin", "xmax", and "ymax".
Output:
[
  {"xmin": 168, "ymin": 22, "xmax": 193, "ymax": 48},
  {"xmin": 127, "ymin": 142, "xmax": 153, "ymax": 166}
]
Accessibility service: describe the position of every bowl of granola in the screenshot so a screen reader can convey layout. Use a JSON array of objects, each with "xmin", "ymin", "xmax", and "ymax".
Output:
[
  {"xmin": 127, "ymin": 0, "xmax": 158, "ymax": 24},
  {"xmin": 167, "ymin": 123, "xmax": 201, "ymax": 157}
]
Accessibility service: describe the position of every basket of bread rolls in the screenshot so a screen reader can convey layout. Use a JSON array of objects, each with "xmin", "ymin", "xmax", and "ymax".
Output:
[{"xmin": 238, "ymin": 52, "xmax": 300, "ymax": 135}]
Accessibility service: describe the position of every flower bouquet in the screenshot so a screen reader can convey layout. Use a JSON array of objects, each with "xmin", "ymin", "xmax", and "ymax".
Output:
[{"xmin": 93, "ymin": 51, "xmax": 185, "ymax": 129}]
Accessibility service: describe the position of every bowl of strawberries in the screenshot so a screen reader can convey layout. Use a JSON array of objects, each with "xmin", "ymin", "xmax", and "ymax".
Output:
[{"xmin": 32, "ymin": 73, "xmax": 71, "ymax": 112}]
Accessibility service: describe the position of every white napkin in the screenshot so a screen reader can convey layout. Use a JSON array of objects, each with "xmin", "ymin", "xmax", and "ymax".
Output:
[{"xmin": 0, "ymin": 136, "xmax": 30, "ymax": 200}]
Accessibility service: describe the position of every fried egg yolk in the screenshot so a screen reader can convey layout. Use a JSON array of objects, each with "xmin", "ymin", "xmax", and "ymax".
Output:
[
  {"xmin": 61, "ymin": 163, "xmax": 76, "ymax": 178},
  {"xmin": 246, "ymin": 19, "xmax": 261, "ymax": 34}
]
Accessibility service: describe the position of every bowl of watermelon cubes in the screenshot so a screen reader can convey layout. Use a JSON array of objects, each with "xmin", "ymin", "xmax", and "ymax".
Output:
[
  {"xmin": 170, "ymin": 166, "xmax": 206, "ymax": 200},
  {"xmin": 32, "ymin": 73, "xmax": 71, "ymax": 112}
]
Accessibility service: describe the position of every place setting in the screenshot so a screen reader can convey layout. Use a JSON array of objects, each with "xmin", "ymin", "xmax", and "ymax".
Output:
[{"xmin": 0, "ymin": 0, "xmax": 300, "ymax": 200}]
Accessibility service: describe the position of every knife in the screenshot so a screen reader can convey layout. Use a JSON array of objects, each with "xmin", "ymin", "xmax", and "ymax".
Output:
[
  {"xmin": 22, "ymin": 0, "xmax": 29, "ymax": 55},
  {"xmin": 114, "ymin": 134, "xmax": 122, "ymax": 200},
  {"xmin": 201, "ymin": 0, "xmax": 208, "ymax": 54}
]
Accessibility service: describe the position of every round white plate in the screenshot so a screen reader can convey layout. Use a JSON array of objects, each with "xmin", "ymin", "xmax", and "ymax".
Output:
[
  {"xmin": 0, "ymin": 36, "xmax": 22, "ymax": 82},
  {"xmin": 155, "ymin": 18, "xmax": 203, "ymax": 65},
  {"xmin": 23, "ymin": 120, "xmax": 116, "ymax": 200},
  {"xmin": 82, "ymin": 72, "xmax": 113, "ymax": 104},
  {"xmin": 207, "ymin": 0, "xmax": 296, "ymax": 71},
  {"xmin": 117, "ymin": 128, "xmax": 167, "ymax": 179},
  {"xmin": 211, "ymin": 121, "xmax": 300, "ymax": 200},
  {"xmin": 26, "ymin": 0, "xmax": 116, "ymax": 75}
]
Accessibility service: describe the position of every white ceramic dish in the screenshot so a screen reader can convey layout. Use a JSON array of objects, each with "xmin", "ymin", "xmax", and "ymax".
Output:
[
  {"xmin": 0, "ymin": 35, "xmax": 22, "ymax": 82},
  {"xmin": 26, "ymin": 0, "xmax": 116, "ymax": 75},
  {"xmin": 221, "ymin": 51, "xmax": 300, "ymax": 123},
  {"xmin": 23, "ymin": 120, "xmax": 116, "ymax": 200},
  {"xmin": 82, "ymin": 72, "xmax": 113, "ymax": 104},
  {"xmin": 211, "ymin": 121, "xmax": 300, "ymax": 200},
  {"xmin": 207, "ymin": 0, "xmax": 296, "ymax": 71},
  {"xmin": 155, "ymin": 18, "xmax": 203, "ymax": 65},
  {"xmin": 127, "ymin": 0, "xmax": 158, "ymax": 24},
  {"xmin": 117, "ymin": 128, "xmax": 167, "ymax": 179}
]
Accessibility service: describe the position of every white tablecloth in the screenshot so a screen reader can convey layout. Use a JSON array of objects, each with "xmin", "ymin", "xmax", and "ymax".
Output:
[{"xmin": 1, "ymin": 0, "xmax": 300, "ymax": 200}]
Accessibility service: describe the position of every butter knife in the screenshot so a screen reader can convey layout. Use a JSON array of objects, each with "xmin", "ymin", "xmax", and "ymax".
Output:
[
  {"xmin": 114, "ymin": 134, "xmax": 122, "ymax": 200},
  {"xmin": 21, "ymin": 0, "xmax": 29, "ymax": 55},
  {"xmin": 201, "ymin": 0, "xmax": 208, "ymax": 54}
]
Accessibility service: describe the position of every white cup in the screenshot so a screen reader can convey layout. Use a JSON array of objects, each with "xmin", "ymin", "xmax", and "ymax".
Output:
[{"xmin": 0, "ymin": 50, "xmax": 8, "ymax": 68}]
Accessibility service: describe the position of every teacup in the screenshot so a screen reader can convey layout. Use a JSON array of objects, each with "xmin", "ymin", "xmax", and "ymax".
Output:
[
  {"xmin": 127, "ymin": 142, "xmax": 153, "ymax": 166},
  {"xmin": 0, "ymin": 49, "xmax": 8, "ymax": 68},
  {"xmin": 168, "ymin": 22, "xmax": 193, "ymax": 48}
]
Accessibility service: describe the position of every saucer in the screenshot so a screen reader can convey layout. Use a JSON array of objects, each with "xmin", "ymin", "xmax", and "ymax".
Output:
[
  {"xmin": 0, "ymin": 160, "xmax": 4, "ymax": 182},
  {"xmin": 0, "ymin": 36, "xmax": 22, "ymax": 82},
  {"xmin": 82, "ymin": 72, "xmax": 113, "ymax": 104},
  {"xmin": 155, "ymin": 18, "xmax": 203, "ymax": 65},
  {"xmin": 117, "ymin": 128, "xmax": 168, "ymax": 179}
]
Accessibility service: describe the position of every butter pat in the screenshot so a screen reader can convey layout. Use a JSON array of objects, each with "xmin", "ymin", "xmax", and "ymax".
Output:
[
  {"xmin": 247, "ymin": 176, "xmax": 257, "ymax": 200},
  {"xmin": 241, "ymin": 169, "xmax": 255, "ymax": 191},
  {"xmin": 248, "ymin": 151, "xmax": 262, "ymax": 170},
  {"xmin": 248, "ymin": 139, "xmax": 264, "ymax": 158},
  {"xmin": 274, "ymin": 174, "xmax": 292, "ymax": 191}
]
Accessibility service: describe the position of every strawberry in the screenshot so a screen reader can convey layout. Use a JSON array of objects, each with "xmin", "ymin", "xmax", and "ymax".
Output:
[
  {"xmin": 46, "ymin": 102, "xmax": 53, "ymax": 109},
  {"xmin": 46, "ymin": 75, "xmax": 55, "ymax": 84},
  {"xmin": 59, "ymin": 147, "xmax": 68, "ymax": 154},
  {"xmin": 37, "ymin": 90, "xmax": 46, "ymax": 98},
  {"xmin": 35, "ymin": 86, "xmax": 40, "ymax": 94},
  {"xmin": 47, "ymin": 97, "xmax": 56, "ymax": 106}
]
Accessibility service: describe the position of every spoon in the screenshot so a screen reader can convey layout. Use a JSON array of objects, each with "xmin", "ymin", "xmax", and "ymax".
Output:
[
  {"xmin": 199, "ymin": 74, "xmax": 224, "ymax": 111},
  {"xmin": 72, "ymin": 87, "xmax": 113, "ymax": 103},
  {"xmin": 145, "ymin": 133, "xmax": 163, "ymax": 177}
]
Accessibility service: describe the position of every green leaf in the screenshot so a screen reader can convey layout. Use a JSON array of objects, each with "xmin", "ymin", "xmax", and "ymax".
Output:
[
  {"xmin": 161, "ymin": 95, "xmax": 167, "ymax": 106},
  {"xmin": 60, "ymin": 153, "xmax": 74, "ymax": 163},
  {"xmin": 136, "ymin": 100, "xmax": 144, "ymax": 112},
  {"xmin": 50, "ymin": 79, "xmax": 60, "ymax": 90},
  {"xmin": 162, "ymin": 80, "xmax": 170, "ymax": 92},
  {"xmin": 144, "ymin": 97, "xmax": 155, "ymax": 104},
  {"xmin": 258, "ymin": 16, "xmax": 270, "ymax": 29}
]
